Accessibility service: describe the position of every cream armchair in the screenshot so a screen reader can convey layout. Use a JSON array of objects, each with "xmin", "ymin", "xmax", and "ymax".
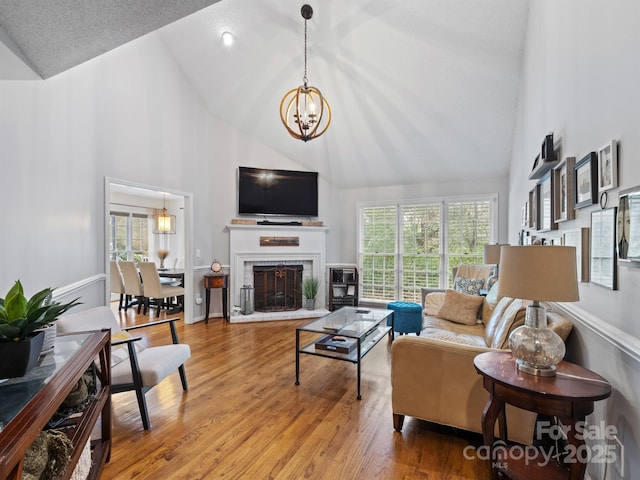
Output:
[{"xmin": 57, "ymin": 306, "xmax": 191, "ymax": 430}]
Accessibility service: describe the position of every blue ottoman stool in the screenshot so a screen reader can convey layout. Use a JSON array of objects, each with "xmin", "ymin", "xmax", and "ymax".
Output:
[{"xmin": 387, "ymin": 301, "xmax": 422, "ymax": 335}]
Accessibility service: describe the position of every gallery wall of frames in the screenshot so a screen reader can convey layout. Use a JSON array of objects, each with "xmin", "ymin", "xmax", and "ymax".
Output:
[{"xmin": 519, "ymin": 133, "xmax": 639, "ymax": 291}]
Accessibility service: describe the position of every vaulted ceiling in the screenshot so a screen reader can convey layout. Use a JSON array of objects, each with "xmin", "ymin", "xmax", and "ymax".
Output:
[{"xmin": 0, "ymin": 0, "xmax": 529, "ymax": 189}]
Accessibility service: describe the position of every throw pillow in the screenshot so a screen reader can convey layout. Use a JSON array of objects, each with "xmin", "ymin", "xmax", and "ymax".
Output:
[
  {"xmin": 436, "ymin": 289, "xmax": 484, "ymax": 325},
  {"xmin": 454, "ymin": 277, "xmax": 485, "ymax": 296},
  {"xmin": 424, "ymin": 292, "xmax": 445, "ymax": 316}
]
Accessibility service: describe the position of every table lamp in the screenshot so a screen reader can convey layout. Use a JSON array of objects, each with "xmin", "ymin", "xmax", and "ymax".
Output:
[
  {"xmin": 483, "ymin": 243, "xmax": 508, "ymax": 289},
  {"xmin": 498, "ymin": 246, "xmax": 578, "ymax": 377}
]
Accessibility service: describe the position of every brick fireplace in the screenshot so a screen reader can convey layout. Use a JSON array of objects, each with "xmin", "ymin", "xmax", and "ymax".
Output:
[{"xmin": 227, "ymin": 223, "xmax": 328, "ymax": 322}]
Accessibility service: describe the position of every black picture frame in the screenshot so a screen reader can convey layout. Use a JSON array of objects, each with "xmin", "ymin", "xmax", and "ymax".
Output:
[
  {"xmin": 574, "ymin": 152, "xmax": 598, "ymax": 209},
  {"xmin": 590, "ymin": 207, "xmax": 618, "ymax": 290},
  {"xmin": 529, "ymin": 187, "xmax": 538, "ymax": 230},
  {"xmin": 538, "ymin": 171, "xmax": 556, "ymax": 232}
]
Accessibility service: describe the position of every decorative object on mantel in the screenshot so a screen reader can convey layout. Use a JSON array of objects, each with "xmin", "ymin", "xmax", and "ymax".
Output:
[
  {"xmin": 260, "ymin": 236, "xmax": 300, "ymax": 247},
  {"xmin": 279, "ymin": 4, "xmax": 331, "ymax": 142},
  {"xmin": 528, "ymin": 133, "xmax": 558, "ymax": 180},
  {"xmin": 0, "ymin": 281, "xmax": 80, "ymax": 378},
  {"xmin": 498, "ymin": 246, "xmax": 579, "ymax": 377}
]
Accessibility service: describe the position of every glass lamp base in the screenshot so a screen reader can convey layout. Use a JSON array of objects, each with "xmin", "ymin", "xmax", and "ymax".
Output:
[{"xmin": 516, "ymin": 359, "xmax": 557, "ymax": 377}]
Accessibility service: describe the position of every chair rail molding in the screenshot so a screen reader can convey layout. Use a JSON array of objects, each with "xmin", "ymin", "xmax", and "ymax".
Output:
[
  {"xmin": 51, "ymin": 274, "xmax": 105, "ymax": 302},
  {"xmin": 552, "ymin": 303, "xmax": 640, "ymax": 363}
]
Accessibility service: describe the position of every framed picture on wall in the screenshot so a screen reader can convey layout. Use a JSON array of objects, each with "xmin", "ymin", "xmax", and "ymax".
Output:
[
  {"xmin": 590, "ymin": 207, "xmax": 618, "ymax": 290},
  {"xmin": 574, "ymin": 152, "xmax": 598, "ymax": 209},
  {"xmin": 598, "ymin": 140, "xmax": 618, "ymax": 193},
  {"xmin": 529, "ymin": 187, "xmax": 538, "ymax": 230},
  {"xmin": 563, "ymin": 227, "xmax": 590, "ymax": 282},
  {"xmin": 538, "ymin": 172, "xmax": 556, "ymax": 231},
  {"xmin": 554, "ymin": 157, "xmax": 575, "ymax": 223}
]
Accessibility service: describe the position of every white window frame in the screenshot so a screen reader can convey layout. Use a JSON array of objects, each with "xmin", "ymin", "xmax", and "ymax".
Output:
[{"xmin": 358, "ymin": 194, "xmax": 498, "ymax": 305}]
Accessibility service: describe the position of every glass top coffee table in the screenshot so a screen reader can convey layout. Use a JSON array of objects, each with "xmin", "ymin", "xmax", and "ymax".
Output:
[{"xmin": 295, "ymin": 306, "xmax": 394, "ymax": 400}]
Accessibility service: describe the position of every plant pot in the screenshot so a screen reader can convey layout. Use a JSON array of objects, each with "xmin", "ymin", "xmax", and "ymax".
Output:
[
  {"xmin": 35, "ymin": 323, "xmax": 57, "ymax": 355},
  {"xmin": 0, "ymin": 331, "xmax": 45, "ymax": 379},
  {"xmin": 305, "ymin": 298, "xmax": 316, "ymax": 311}
]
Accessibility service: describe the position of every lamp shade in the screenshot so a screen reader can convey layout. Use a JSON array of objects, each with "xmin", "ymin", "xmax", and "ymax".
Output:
[
  {"xmin": 498, "ymin": 246, "xmax": 579, "ymax": 302},
  {"xmin": 483, "ymin": 243, "xmax": 507, "ymax": 264}
]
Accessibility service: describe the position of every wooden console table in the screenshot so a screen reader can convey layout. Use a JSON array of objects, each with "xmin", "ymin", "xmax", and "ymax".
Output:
[
  {"xmin": 204, "ymin": 273, "xmax": 229, "ymax": 322},
  {"xmin": 474, "ymin": 351, "xmax": 611, "ymax": 480},
  {"xmin": 0, "ymin": 330, "xmax": 111, "ymax": 480}
]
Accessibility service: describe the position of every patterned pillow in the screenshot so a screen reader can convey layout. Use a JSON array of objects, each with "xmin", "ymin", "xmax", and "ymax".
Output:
[
  {"xmin": 454, "ymin": 277, "xmax": 485, "ymax": 296},
  {"xmin": 436, "ymin": 289, "xmax": 484, "ymax": 325}
]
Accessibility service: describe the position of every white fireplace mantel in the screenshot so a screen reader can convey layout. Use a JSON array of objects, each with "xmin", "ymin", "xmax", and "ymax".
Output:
[{"xmin": 227, "ymin": 224, "xmax": 328, "ymax": 321}]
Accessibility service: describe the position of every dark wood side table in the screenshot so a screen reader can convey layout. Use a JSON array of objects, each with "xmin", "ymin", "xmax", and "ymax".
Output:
[
  {"xmin": 474, "ymin": 351, "xmax": 611, "ymax": 480},
  {"xmin": 204, "ymin": 273, "xmax": 229, "ymax": 323}
]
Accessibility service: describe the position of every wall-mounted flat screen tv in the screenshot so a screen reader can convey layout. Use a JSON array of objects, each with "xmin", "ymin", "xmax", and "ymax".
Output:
[{"xmin": 238, "ymin": 167, "xmax": 318, "ymax": 217}]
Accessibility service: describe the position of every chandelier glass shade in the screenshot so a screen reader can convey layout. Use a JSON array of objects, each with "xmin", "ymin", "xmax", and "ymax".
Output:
[
  {"xmin": 153, "ymin": 196, "xmax": 176, "ymax": 234},
  {"xmin": 280, "ymin": 4, "xmax": 331, "ymax": 142}
]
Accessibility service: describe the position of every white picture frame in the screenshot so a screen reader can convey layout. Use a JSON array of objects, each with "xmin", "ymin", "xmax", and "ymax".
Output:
[{"xmin": 598, "ymin": 140, "xmax": 618, "ymax": 193}]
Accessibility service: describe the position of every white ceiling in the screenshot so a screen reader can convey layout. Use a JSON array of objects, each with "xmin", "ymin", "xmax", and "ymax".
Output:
[{"xmin": 0, "ymin": 0, "xmax": 529, "ymax": 189}]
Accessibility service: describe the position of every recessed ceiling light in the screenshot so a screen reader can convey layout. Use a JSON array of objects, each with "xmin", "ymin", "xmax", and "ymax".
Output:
[{"xmin": 221, "ymin": 31, "xmax": 234, "ymax": 46}]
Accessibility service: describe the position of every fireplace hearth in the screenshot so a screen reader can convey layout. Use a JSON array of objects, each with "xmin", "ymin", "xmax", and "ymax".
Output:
[{"xmin": 253, "ymin": 264, "xmax": 303, "ymax": 312}]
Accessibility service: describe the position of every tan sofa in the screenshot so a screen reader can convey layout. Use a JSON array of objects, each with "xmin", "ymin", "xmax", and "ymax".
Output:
[{"xmin": 390, "ymin": 284, "xmax": 573, "ymax": 444}]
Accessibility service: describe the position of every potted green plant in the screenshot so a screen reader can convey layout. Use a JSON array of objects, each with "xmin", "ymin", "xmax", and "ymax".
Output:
[
  {"xmin": 302, "ymin": 277, "xmax": 319, "ymax": 311},
  {"xmin": 0, "ymin": 280, "xmax": 80, "ymax": 378}
]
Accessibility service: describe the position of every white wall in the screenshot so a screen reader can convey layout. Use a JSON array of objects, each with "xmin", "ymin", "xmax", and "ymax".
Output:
[
  {"xmin": 0, "ymin": 30, "xmax": 339, "ymax": 320},
  {"xmin": 508, "ymin": 2, "xmax": 640, "ymax": 477}
]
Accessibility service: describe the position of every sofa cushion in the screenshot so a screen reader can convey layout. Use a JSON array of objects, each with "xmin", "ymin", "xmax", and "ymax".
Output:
[
  {"xmin": 424, "ymin": 292, "xmax": 445, "ymax": 316},
  {"xmin": 481, "ymin": 281, "xmax": 501, "ymax": 323},
  {"xmin": 420, "ymin": 329, "xmax": 488, "ymax": 347},
  {"xmin": 484, "ymin": 298, "xmax": 529, "ymax": 349},
  {"xmin": 421, "ymin": 316, "xmax": 487, "ymax": 346},
  {"xmin": 454, "ymin": 277, "xmax": 485, "ymax": 296},
  {"xmin": 436, "ymin": 289, "xmax": 484, "ymax": 326},
  {"xmin": 484, "ymin": 296, "xmax": 514, "ymax": 347}
]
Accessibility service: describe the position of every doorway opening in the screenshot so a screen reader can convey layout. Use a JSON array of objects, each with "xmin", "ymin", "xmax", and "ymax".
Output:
[{"xmin": 104, "ymin": 178, "xmax": 194, "ymax": 324}]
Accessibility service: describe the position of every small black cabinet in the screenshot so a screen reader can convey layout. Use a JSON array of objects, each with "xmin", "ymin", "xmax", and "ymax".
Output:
[{"xmin": 329, "ymin": 268, "xmax": 359, "ymax": 311}]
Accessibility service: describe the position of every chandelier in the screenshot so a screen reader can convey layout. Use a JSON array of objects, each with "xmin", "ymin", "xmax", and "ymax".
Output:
[
  {"xmin": 153, "ymin": 195, "xmax": 176, "ymax": 234},
  {"xmin": 279, "ymin": 4, "xmax": 331, "ymax": 142}
]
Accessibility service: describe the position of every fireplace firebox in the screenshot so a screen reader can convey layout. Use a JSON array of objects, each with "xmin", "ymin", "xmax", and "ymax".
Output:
[{"xmin": 253, "ymin": 264, "xmax": 303, "ymax": 312}]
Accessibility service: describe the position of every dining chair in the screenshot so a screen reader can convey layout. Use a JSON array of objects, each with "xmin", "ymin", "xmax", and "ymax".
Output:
[
  {"xmin": 110, "ymin": 261, "xmax": 126, "ymax": 310},
  {"xmin": 57, "ymin": 306, "xmax": 190, "ymax": 430},
  {"xmin": 119, "ymin": 261, "xmax": 147, "ymax": 315},
  {"xmin": 138, "ymin": 261, "xmax": 185, "ymax": 314}
]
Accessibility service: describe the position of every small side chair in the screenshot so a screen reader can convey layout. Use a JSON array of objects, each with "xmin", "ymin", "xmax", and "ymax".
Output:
[{"xmin": 57, "ymin": 306, "xmax": 191, "ymax": 430}]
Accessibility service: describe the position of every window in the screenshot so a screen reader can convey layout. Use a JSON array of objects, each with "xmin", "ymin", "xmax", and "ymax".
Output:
[
  {"xmin": 109, "ymin": 212, "xmax": 150, "ymax": 261},
  {"xmin": 359, "ymin": 196, "xmax": 496, "ymax": 303}
]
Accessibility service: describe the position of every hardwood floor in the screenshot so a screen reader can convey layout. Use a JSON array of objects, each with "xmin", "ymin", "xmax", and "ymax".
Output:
[{"xmin": 102, "ymin": 305, "xmax": 490, "ymax": 479}]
